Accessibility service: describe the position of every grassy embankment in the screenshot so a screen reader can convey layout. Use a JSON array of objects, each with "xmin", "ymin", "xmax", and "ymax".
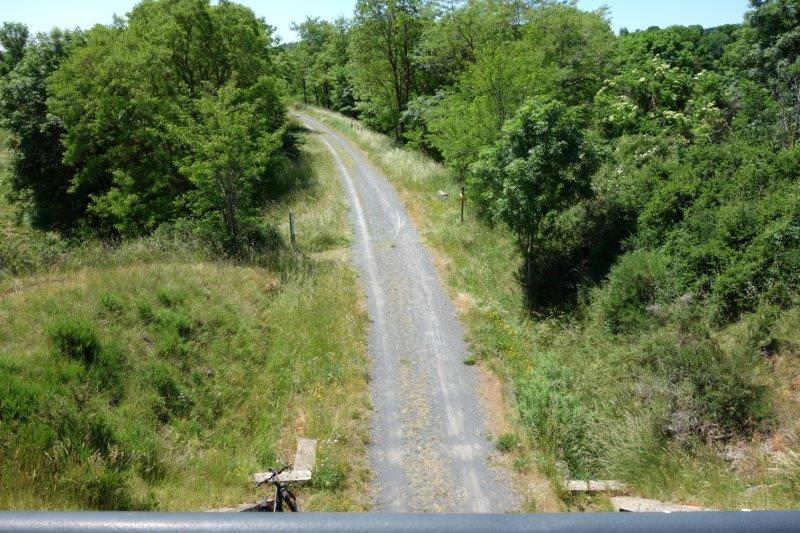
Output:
[
  {"xmin": 0, "ymin": 128, "xmax": 371, "ymax": 511},
  {"xmin": 304, "ymin": 105, "xmax": 800, "ymax": 512}
]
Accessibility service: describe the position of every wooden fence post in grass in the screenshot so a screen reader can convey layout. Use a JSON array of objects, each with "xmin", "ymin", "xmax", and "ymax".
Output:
[
  {"xmin": 460, "ymin": 185, "xmax": 465, "ymax": 224},
  {"xmin": 289, "ymin": 212, "xmax": 296, "ymax": 248}
]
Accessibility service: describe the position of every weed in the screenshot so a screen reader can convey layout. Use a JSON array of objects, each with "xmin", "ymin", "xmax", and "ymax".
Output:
[
  {"xmin": 100, "ymin": 292, "xmax": 125, "ymax": 314},
  {"xmin": 312, "ymin": 459, "xmax": 346, "ymax": 491},
  {"xmin": 496, "ymin": 433, "xmax": 520, "ymax": 453}
]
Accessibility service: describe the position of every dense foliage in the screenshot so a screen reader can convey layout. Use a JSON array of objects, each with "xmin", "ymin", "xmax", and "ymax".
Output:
[
  {"xmin": 288, "ymin": 0, "xmax": 800, "ymax": 321},
  {"xmin": 1, "ymin": 0, "xmax": 296, "ymax": 253}
]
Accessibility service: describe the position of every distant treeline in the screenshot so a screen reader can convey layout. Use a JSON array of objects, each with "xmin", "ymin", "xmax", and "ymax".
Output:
[{"xmin": 0, "ymin": 0, "xmax": 300, "ymax": 255}]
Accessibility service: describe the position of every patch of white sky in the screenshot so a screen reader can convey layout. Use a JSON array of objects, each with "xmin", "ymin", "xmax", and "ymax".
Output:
[{"xmin": 1, "ymin": 0, "xmax": 750, "ymax": 44}]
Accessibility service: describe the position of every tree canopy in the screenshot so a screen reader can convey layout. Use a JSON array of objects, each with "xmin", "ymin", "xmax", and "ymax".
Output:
[{"xmin": 1, "ymin": 0, "xmax": 294, "ymax": 252}]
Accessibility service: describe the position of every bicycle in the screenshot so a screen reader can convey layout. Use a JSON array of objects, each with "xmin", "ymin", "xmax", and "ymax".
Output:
[{"xmin": 249, "ymin": 465, "xmax": 300, "ymax": 512}]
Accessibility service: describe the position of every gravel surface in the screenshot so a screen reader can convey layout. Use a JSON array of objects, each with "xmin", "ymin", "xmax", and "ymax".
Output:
[{"xmin": 297, "ymin": 112, "xmax": 518, "ymax": 513}]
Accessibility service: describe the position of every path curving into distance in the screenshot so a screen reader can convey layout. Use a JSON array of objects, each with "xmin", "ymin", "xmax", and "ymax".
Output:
[{"xmin": 296, "ymin": 112, "xmax": 517, "ymax": 513}]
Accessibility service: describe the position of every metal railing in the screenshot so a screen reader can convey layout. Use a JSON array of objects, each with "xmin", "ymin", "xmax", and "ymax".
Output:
[{"xmin": 0, "ymin": 512, "xmax": 799, "ymax": 533}]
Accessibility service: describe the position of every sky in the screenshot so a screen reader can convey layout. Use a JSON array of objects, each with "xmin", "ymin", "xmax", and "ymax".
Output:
[{"xmin": 1, "ymin": 0, "xmax": 751, "ymax": 44}]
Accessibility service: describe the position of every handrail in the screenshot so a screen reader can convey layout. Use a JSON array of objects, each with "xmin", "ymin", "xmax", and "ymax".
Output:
[{"xmin": 0, "ymin": 512, "xmax": 799, "ymax": 533}]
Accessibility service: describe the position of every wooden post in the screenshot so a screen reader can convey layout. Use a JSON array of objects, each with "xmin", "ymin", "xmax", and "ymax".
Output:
[
  {"xmin": 460, "ymin": 186, "xmax": 465, "ymax": 224},
  {"xmin": 289, "ymin": 212, "xmax": 296, "ymax": 248}
]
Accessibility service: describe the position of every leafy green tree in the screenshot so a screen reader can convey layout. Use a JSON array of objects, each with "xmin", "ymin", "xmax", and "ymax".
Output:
[
  {"xmin": 277, "ymin": 41, "xmax": 312, "ymax": 104},
  {"xmin": 176, "ymin": 80, "xmax": 286, "ymax": 254},
  {"xmin": 0, "ymin": 22, "xmax": 29, "ymax": 77},
  {"xmin": 616, "ymin": 24, "xmax": 737, "ymax": 74},
  {"xmin": 416, "ymin": 0, "xmax": 537, "ymax": 91},
  {"xmin": 47, "ymin": 0, "xmax": 285, "ymax": 237},
  {"xmin": 288, "ymin": 17, "xmax": 356, "ymax": 114},
  {"xmin": 469, "ymin": 98, "xmax": 596, "ymax": 295},
  {"xmin": 427, "ymin": 3, "xmax": 613, "ymax": 175},
  {"xmin": 349, "ymin": 0, "xmax": 431, "ymax": 137},
  {"xmin": 0, "ymin": 29, "xmax": 85, "ymax": 231},
  {"xmin": 739, "ymin": 0, "xmax": 800, "ymax": 145}
]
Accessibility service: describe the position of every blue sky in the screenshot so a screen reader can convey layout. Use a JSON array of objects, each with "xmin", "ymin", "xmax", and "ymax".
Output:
[{"xmin": 1, "ymin": 1, "xmax": 751, "ymax": 43}]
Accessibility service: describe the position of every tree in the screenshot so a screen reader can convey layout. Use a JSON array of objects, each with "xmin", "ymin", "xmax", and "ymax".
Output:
[
  {"xmin": 176, "ymin": 80, "xmax": 286, "ymax": 254},
  {"xmin": 427, "ymin": 3, "xmax": 613, "ymax": 174},
  {"xmin": 349, "ymin": 0, "xmax": 430, "ymax": 137},
  {"xmin": 739, "ymin": 0, "xmax": 800, "ymax": 145},
  {"xmin": 47, "ymin": 0, "xmax": 285, "ymax": 237},
  {"xmin": 287, "ymin": 17, "xmax": 356, "ymax": 113},
  {"xmin": 0, "ymin": 29, "xmax": 85, "ymax": 231},
  {"xmin": 0, "ymin": 22, "xmax": 29, "ymax": 77},
  {"xmin": 469, "ymin": 98, "xmax": 596, "ymax": 293},
  {"xmin": 415, "ymin": 0, "xmax": 537, "ymax": 92}
]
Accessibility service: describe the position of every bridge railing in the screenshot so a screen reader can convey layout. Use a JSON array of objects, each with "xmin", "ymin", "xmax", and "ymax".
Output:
[{"xmin": 1, "ymin": 512, "xmax": 799, "ymax": 533}]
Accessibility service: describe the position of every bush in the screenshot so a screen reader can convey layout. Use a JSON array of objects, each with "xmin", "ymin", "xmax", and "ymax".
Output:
[
  {"xmin": 155, "ymin": 287, "xmax": 187, "ymax": 308},
  {"xmin": 84, "ymin": 468, "xmax": 132, "ymax": 510},
  {"xmin": 47, "ymin": 316, "xmax": 102, "ymax": 364},
  {"xmin": 639, "ymin": 328, "xmax": 771, "ymax": 442},
  {"xmin": 100, "ymin": 292, "xmax": 125, "ymax": 314},
  {"xmin": 87, "ymin": 342, "xmax": 126, "ymax": 402},
  {"xmin": 597, "ymin": 249, "xmax": 676, "ymax": 334},
  {"xmin": 150, "ymin": 367, "xmax": 193, "ymax": 423},
  {"xmin": 0, "ymin": 229, "xmax": 66, "ymax": 279},
  {"xmin": 155, "ymin": 308, "xmax": 194, "ymax": 340},
  {"xmin": 0, "ymin": 366, "xmax": 40, "ymax": 422},
  {"xmin": 496, "ymin": 433, "xmax": 519, "ymax": 453},
  {"xmin": 523, "ymin": 199, "xmax": 633, "ymax": 310}
]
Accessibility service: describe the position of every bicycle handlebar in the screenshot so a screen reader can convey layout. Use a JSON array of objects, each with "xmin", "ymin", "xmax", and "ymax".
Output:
[{"xmin": 255, "ymin": 465, "xmax": 291, "ymax": 487}]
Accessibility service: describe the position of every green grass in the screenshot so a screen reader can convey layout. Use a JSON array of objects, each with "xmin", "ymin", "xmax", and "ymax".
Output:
[
  {"xmin": 0, "ymin": 129, "xmax": 371, "ymax": 511},
  {"xmin": 304, "ymin": 105, "xmax": 800, "ymax": 511}
]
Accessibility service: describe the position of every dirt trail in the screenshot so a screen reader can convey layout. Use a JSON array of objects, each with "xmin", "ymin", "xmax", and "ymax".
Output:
[{"xmin": 297, "ymin": 112, "xmax": 517, "ymax": 513}]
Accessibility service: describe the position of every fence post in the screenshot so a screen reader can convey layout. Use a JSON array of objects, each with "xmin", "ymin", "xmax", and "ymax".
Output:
[
  {"xmin": 460, "ymin": 186, "xmax": 465, "ymax": 224},
  {"xmin": 289, "ymin": 212, "xmax": 296, "ymax": 248}
]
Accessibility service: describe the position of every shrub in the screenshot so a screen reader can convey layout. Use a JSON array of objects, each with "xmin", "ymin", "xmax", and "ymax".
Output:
[
  {"xmin": 746, "ymin": 304, "xmax": 781, "ymax": 356},
  {"xmin": 47, "ymin": 316, "xmax": 102, "ymax": 364},
  {"xmin": 134, "ymin": 437, "xmax": 167, "ymax": 482},
  {"xmin": 523, "ymin": 199, "xmax": 633, "ymax": 310},
  {"xmin": 100, "ymin": 292, "xmax": 125, "ymax": 314},
  {"xmin": 136, "ymin": 301, "xmax": 155, "ymax": 323},
  {"xmin": 597, "ymin": 249, "xmax": 676, "ymax": 334},
  {"xmin": 155, "ymin": 286, "xmax": 187, "ymax": 308},
  {"xmin": 155, "ymin": 308, "xmax": 194, "ymax": 340},
  {"xmin": 84, "ymin": 468, "xmax": 132, "ymax": 510},
  {"xmin": 639, "ymin": 328, "xmax": 771, "ymax": 442},
  {"xmin": 150, "ymin": 367, "xmax": 193, "ymax": 423},
  {"xmin": 496, "ymin": 433, "xmax": 519, "ymax": 453},
  {"xmin": 0, "ymin": 367, "xmax": 40, "ymax": 422},
  {"xmin": 0, "ymin": 230, "xmax": 67, "ymax": 279},
  {"xmin": 87, "ymin": 342, "xmax": 126, "ymax": 402}
]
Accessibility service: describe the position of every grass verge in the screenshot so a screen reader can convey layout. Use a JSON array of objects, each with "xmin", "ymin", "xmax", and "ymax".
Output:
[
  {"xmin": 0, "ymin": 128, "xmax": 371, "ymax": 511},
  {"xmin": 303, "ymin": 105, "xmax": 800, "ymax": 512}
]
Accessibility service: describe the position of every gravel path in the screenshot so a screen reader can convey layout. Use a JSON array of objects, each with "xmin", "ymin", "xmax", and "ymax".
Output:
[{"xmin": 297, "ymin": 112, "xmax": 517, "ymax": 513}]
